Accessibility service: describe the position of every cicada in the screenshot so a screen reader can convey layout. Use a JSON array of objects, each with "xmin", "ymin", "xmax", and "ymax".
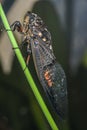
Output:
[{"xmin": 10, "ymin": 11, "xmax": 68, "ymax": 119}]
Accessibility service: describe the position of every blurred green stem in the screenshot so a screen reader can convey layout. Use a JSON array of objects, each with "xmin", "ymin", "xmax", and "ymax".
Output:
[{"xmin": 0, "ymin": 3, "xmax": 59, "ymax": 130}]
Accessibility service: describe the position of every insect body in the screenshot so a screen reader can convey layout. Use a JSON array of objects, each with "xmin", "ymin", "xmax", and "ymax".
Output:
[{"xmin": 11, "ymin": 11, "xmax": 68, "ymax": 119}]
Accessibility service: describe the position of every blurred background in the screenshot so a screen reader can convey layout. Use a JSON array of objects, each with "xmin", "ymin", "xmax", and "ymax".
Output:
[{"xmin": 0, "ymin": 0, "xmax": 87, "ymax": 130}]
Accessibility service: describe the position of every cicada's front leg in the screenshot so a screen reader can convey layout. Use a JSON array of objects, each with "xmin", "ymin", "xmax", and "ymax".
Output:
[{"xmin": 10, "ymin": 21, "xmax": 23, "ymax": 33}]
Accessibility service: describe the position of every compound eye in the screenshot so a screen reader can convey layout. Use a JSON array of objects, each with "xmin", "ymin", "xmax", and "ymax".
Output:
[
  {"xmin": 31, "ymin": 18, "xmax": 34, "ymax": 22},
  {"xmin": 29, "ymin": 17, "xmax": 34, "ymax": 24}
]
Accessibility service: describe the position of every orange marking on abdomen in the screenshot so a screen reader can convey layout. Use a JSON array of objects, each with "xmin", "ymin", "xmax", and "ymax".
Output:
[{"xmin": 44, "ymin": 70, "xmax": 53, "ymax": 87}]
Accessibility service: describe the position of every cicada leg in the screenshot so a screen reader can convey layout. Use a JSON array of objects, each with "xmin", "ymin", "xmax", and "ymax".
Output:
[
  {"xmin": 26, "ymin": 54, "xmax": 30, "ymax": 65},
  {"xmin": 10, "ymin": 21, "xmax": 23, "ymax": 33},
  {"xmin": 10, "ymin": 21, "xmax": 31, "ymax": 65},
  {"xmin": 25, "ymin": 43, "xmax": 31, "ymax": 65},
  {"xmin": 20, "ymin": 41, "xmax": 31, "ymax": 66}
]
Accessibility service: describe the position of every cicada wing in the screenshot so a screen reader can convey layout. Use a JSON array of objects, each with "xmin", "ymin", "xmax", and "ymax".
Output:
[
  {"xmin": 30, "ymin": 37, "xmax": 68, "ymax": 119},
  {"xmin": 45, "ymin": 62, "xmax": 68, "ymax": 119},
  {"xmin": 30, "ymin": 37, "xmax": 55, "ymax": 76}
]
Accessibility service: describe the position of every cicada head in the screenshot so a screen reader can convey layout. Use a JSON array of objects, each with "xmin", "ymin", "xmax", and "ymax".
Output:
[{"xmin": 23, "ymin": 11, "xmax": 44, "ymax": 34}]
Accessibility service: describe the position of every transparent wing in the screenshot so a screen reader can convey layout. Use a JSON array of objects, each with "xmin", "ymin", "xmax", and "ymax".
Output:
[{"xmin": 30, "ymin": 36, "xmax": 68, "ymax": 119}]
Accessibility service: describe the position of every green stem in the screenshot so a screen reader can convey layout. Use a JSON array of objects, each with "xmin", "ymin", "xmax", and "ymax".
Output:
[{"xmin": 0, "ymin": 3, "xmax": 59, "ymax": 130}]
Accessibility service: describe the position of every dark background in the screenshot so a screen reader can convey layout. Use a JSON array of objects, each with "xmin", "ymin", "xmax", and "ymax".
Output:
[{"xmin": 0, "ymin": 0, "xmax": 87, "ymax": 130}]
